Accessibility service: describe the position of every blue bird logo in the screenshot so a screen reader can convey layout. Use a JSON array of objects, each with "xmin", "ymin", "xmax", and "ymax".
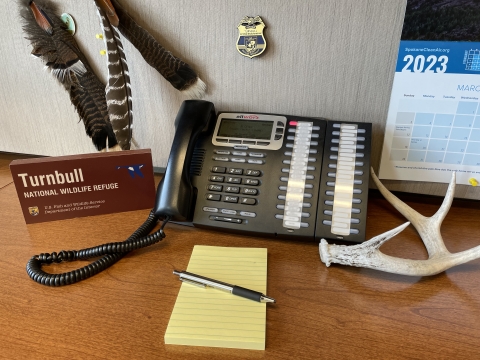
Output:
[{"xmin": 117, "ymin": 164, "xmax": 145, "ymax": 178}]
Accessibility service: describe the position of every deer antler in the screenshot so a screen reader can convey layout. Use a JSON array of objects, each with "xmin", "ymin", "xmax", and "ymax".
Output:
[{"xmin": 319, "ymin": 169, "xmax": 480, "ymax": 276}]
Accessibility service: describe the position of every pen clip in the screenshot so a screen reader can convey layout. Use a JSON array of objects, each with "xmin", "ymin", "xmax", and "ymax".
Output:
[{"xmin": 179, "ymin": 278, "xmax": 207, "ymax": 288}]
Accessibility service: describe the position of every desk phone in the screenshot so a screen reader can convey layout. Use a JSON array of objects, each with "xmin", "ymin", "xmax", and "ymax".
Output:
[
  {"xmin": 27, "ymin": 100, "xmax": 372, "ymax": 286},
  {"xmin": 155, "ymin": 100, "xmax": 372, "ymax": 243}
]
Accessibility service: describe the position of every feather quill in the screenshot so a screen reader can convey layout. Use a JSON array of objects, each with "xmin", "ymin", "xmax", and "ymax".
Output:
[
  {"xmin": 19, "ymin": 0, "xmax": 118, "ymax": 151},
  {"xmin": 108, "ymin": 0, "xmax": 206, "ymax": 99},
  {"xmin": 94, "ymin": 0, "xmax": 133, "ymax": 151}
]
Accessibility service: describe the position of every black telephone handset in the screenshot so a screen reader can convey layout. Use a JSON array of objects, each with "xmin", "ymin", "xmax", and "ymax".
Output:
[
  {"xmin": 27, "ymin": 100, "xmax": 372, "ymax": 286},
  {"xmin": 154, "ymin": 100, "xmax": 216, "ymax": 221}
]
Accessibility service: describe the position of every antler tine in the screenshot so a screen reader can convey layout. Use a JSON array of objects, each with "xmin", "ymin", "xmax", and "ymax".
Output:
[
  {"xmin": 370, "ymin": 167, "xmax": 426, "ymax": 224},
  {"xmin": 370, "ymin": 168, "xmax": 450, "ymax": 257},
  {"xmin": 431, "ymin": 172, "xmax": 455, "ymax": 224}
]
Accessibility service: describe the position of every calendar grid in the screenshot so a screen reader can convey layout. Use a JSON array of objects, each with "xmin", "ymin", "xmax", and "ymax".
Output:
[{"xmin": 390, "ymin": 99, "xmax": 480, "ymax": 167}]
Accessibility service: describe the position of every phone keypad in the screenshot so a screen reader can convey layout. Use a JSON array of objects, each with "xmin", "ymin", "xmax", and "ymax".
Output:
[
  {"xmin": 204, "ymin": 152, "xmax": 263, "ymax": 223},
  {"xmin": 202, "ymin": 161, "xmax": 260, "ymax": 224},
  {"xmin": 207, "ymin": 166, "xmax": 261, "ymax": 199}
]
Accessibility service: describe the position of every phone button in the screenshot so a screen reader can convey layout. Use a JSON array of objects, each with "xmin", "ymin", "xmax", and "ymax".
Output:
[
  {"xmin": 232, "ymin": 151, "xmax": 247, "ymax": 156},
  {"xmin": 229, "ymin": 140, "xmax": 242, "ymax": 144},
  {"xmin": 240, "ymin": 198, "xmax": 256, "ymax": 205},
  {"xmin": 213, "ymin": 156, "xmax": 229, "ymax": 162},
  {"xmin": 227, "ymin": 168, "xmax": 243, "ymax": 175},
  {"xmin": 211, "ymin": 216, "xmax": 242, "ymax": 224},
  {"xmin": 247, "ymin": 159, "xmax": 264, "ymax": 165},
  {"xmin": 242, "ymin": 188, "xmax": 258, "ymax": 195},
  {"xmin": 226, "ymin": 177, "xmax": 241, "ymax": 184},
  {"xmin": 206, "ymin": 194, "xmax": 221, "ymax": 201},
  {"xmin": 240, "ymin": 211, "xmax": 256, "ymax": 218},
  {"xmin": 248, "ymin": 152, "xmax": 265, "ymax": 158},
  {"xmin": 211, "ymin": 166, "xmax": 226, "ymax": 173},
  {"xmin": 203, "ymin": 207, "xmax": 219, "ymax": 213},
  {"xmin": 209, "ymin": 175, "xmax": 224, "ymax": 182},
  {"xmin": 221, "ymin": 209, "xmax": 237, "ymax": 215},
  {"xmin": 234, "ymin": 145, "xmax": 249, "ymax": 150},
  {"xmin": 215, "ymin": 150, "xmax": 230, "ymax": 155},
  {"xmin": 216, "ymin": 138, "xmax": 228, "ymax": 143},
  {"xmin": 245, "ymin": 169, "xmax": 261, "ymax": 177},
  {"xmin": 225, "ymin": 186, "xmax": 240, "ymax": 193},
  {"xmin": 231, "ymin": 157, "xmax": 246, "ymax": 163},
  {"xmin": 208, "ymin": 184, "xmax": 223, "ymax": 192},
  {"xmin": 257, "ymin": 141, "xmax": 270, "ymax": 146},
  {"xmin": 244, "ymin": 179, "xmax": 259, "ymax": 186},
  {"xmin": 223, "ymin": 195, "xmax": 239, "ymax": 203}
]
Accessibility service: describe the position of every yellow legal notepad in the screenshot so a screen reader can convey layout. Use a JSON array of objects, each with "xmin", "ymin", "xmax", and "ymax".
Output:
[{"xmin": 164, "ymin": 245, "xmax": 268, "ymax": 350}]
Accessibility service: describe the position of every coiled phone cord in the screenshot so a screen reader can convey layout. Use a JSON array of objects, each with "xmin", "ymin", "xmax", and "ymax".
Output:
[{"xmin": 26, "ymin": 211, "xmax": 170, "ymax": 286}]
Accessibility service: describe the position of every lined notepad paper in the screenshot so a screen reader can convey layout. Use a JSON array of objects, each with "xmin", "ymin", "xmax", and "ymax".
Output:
[{"xmin": 164, "ymin": 246, "xmax": 268, "ymax": 350}]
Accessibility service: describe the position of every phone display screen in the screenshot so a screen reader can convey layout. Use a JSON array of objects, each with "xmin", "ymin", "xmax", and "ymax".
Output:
[{"xmin": 217, "ymin": 119, "xmax": 273, "ymax": 140}]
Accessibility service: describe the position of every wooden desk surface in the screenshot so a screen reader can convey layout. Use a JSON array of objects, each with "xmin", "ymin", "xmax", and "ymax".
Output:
[{"xmin": 1, "ymin": 153, "xmax": 479, "ymax": 359}]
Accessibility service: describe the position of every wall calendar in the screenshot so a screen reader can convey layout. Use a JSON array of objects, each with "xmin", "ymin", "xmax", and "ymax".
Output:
[{"xmin": 379, "ymin": 0, "xmax": 480, "ymax": 186}]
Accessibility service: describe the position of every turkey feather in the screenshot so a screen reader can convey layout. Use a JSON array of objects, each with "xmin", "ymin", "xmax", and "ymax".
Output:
[
  {"xmin": 19, "ymin": 0, "xmax": 118, "ymax": 151},
  {"xmin": 110, "ymin": 0, "xmax": 206, "ymax": 98},
  {"xmin": 95, "ymin": 0, "xmax": 133, "ymax": 150}
]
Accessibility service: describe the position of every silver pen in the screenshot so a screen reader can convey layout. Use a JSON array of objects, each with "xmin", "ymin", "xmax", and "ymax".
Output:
[{"xmin": 173, "ymin": 270, "xmax": 276, "ymax": 303}]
